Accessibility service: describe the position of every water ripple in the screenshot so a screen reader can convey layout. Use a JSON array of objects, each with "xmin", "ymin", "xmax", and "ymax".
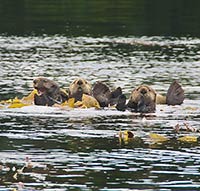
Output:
[{"xmin": 1, "ymin": 35, "xmax": 200, "ymax": 190}]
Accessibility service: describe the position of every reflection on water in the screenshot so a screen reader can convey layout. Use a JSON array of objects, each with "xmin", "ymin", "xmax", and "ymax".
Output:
[{"xmin": 1, "ymin": 1, "xmax": 200, "ymax": 36}]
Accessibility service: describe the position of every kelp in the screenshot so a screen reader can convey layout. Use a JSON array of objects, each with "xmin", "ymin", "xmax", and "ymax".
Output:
[
  {"xmin": 0, "ymin": 91, "xmax": 100, "ymax": 109},
  {"xmin": 118, "ymin": 130, "xmax": 134, "ymax": 144},
  {"xmin": 149, "ymin": 133, "xmax": 169, "ymax": 142},
  {"xmin": 177, "ymin": 136, "xmax": 198, "ymax": 143},
  {"xmin": 118, "ymin": 130, "xmax": 199, "ymax": 145},
  {"xmin": 74, "ymin": 94, "xmax": 100, "ymax": 109},
  {"xmin": 0, "ymin": 89, "xmax": 37, "ymax": 109},
  {"xmin": 0, "ymin": 97, "xmax": 31, "ymax": 108},
  {"xmin": 149, "ymin": 132, "xmax": 198, "ymax": 144},
  {"xmin": 58, "ymin": 94, "xmax": 100, "ymax": 109}
]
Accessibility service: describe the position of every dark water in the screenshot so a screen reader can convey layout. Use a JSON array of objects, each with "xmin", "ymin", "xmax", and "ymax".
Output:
[
  {"xmin": 1, "ymin": 1, "xmax": 200, "ymax": 191},
  {"xmin": 1, "ymin": 0, "xmax": 200, "ymax": 37}
]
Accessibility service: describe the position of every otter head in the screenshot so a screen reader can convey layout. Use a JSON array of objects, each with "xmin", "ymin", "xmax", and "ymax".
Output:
[
  {"xmin": 69, "ymin": 78, "xmax": 92, "ymax": 102},
  {"xmin": 33, "ymin": 77, "xmax": 67, "ymax": 106},
  {"xmin": 127, "ymin": 85, "xmax": 156, "ymax": 113},
  {"xmin": 33, "ymin": 77, "xmax": 59, "ymax": 96}
]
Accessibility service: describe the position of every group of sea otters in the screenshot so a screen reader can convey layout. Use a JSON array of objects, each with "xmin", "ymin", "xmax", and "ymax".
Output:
[{"xmin": 32, "ymin": 77, "xmax": 184, "ymax": 113}]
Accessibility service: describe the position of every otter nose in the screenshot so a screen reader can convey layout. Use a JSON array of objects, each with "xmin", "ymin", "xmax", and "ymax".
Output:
[
  {"xmin": 140, "ymin": 88, "xmax": 147, "ymax": 95},
  {"xmin": 77, "ymin": 79, "xmax": 83, "ymax": 85}
]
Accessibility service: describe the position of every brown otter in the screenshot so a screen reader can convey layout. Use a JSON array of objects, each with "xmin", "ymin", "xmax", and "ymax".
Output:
[
  {"xmin": 68, "ymin": 78, "xmax": 92, "ymax": 102},
  {"xmin": 68, "ymin": 78, "xmax": 184, "ymax": 113},
  {"xmin": 126, "ymin": 85, "xmax": 157, "ymax": 113},
  {"xmin": 125, "ymin": 80, "xmax": 184, "ymax": 113},
  {"xmin": 68, "ymin": 79, "xmax": 123, "ymax": 108},
  {"xmin": 33, "ymin": 77, "xmax": 68, "ymax": 106}
]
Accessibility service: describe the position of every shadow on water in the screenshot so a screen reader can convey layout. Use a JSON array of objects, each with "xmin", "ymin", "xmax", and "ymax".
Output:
[{"xmin": 1, "ymin": 0, "xmax": 200, "ymax": 36}]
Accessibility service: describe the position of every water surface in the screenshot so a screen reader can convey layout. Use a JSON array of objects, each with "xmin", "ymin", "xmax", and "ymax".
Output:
[
  {"xmin": 0, "ymin": 35, "xmax": 200, "ymax": 190},
  {"xmin": 0, "ymin": 2, "xmax": 200, "ymax": 191}
]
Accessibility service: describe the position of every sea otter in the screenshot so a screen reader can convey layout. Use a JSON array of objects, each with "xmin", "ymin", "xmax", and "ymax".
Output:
[
  {"xmin": 68, "ymin": 78, "xmax": 92, "ymax": 102},
  {"xmin": 126, "ymin": 85, "xmax": 156, "ymax": 113},
  {"xmin": 68, "ymin": 78, "xmax": 184, "ymax": 113},
  {"xmin": 125, "ymin": 80, "xmax": 184, "ymax": 113},
  {"xmin": 92, "ymin": 80, "xmax": 184, "ymax": 113},
  {"xmin": 33, "ymin": 77, "xmax": 68, "ymax": 106},
  {"xmin": 68, "ymin": 79, "xmax": 123, "ymax": 107}
]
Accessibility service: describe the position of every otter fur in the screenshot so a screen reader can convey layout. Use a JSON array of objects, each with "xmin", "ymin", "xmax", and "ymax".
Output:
[
  {"xmin": 123, "ymin": 80, "xmax": 184, "ymax": 113},
  {"xmin": 92, "ymin": 81, "xmax": 123, "ymax": 108},
  {"xmin": 33, "ymin": 77, "xmax": 68, "ymax": 106},
  {"xmin": 68, "ymin": 78, "xmax": 92, "ymax": 102}
]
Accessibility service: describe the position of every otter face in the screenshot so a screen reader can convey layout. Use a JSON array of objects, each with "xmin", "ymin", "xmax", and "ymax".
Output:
[
  {"xmin": 33, "ymin": 77, "xmax": 68, "ymax": 106},
  {"xmin": 127, "ymin": 85, "xmax": 156, "ymax": 113},
  {"xmin": 69, "ymin": 78, "xmax": 92, "ymax": 101},
  {"xmin": 33, "ymin": 77, "xmax": 59, "ymax": 96}
]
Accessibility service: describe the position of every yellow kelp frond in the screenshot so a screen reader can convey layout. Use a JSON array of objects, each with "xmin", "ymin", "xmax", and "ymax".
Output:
[
  {"xmin": 178, "ymin": 136, "xmax": 198, "ymax": 143},
  {"xmin": 60, "ymin": 98, "xmax": 75, "ymax": 108},
  {"xmin": 0, "ymin": 99, "xmax": 13, "ymax": 104},
  {"xmin": 149, "ymin": 133, "xmax": 169, "ymax": 142},
  {"xmin": 0, "ymin": 89, "xmax": 37, "ymax": 108},
  {"xmin": 21, "ymin": 89, "xmax": 38, "ymax": 104},
  {"xmin": 8, "ymin": 97, "xmax": 30, "ymax": 108},
  {"xmin": 119, "ymin": 130, "xmax": 134, "ymax": 144},
  {"xmin": 0, "ymin": 96, "xmax": 32, "ymax": 109},
  {"xmin": 68, "ymin": 98, "xmax": 75, "ymax": 108},
  {"xmin": 61, "ymin": 101, "xmax": 68, "ymax": 106},
  {"xmin": 61, "ymin": 95, "xmax": 100, "ymax": 109},
  {"xmin": 81, "ymin": 94, "xmax": 100, "ymax": 109},
  {"xmin": 74, "ymin": 101, "xmax": 84, "ymax": 108}
]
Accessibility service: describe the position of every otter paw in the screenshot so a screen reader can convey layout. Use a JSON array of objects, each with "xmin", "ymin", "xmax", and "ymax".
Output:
[
  {"xmin": 34, "ymin": 94, "xmax": 54, "ymax": 106},
  {"xmin": 116, "ymin": 94, "xmax": 127, "ymax": 111},
  {"xmin": 92, "ymin": 82, "xmax": 111, "ymax": 107},
  {"xmin": 109, "ymin": 87, "xmax": 123, "ymax": 106},
  {"xmin": 166, "ymin": 80, "xmax": 184, "ymax": 105},
  {"xmin": 111, "ymin": 87, "xmax": 122, "ymax": 98}
]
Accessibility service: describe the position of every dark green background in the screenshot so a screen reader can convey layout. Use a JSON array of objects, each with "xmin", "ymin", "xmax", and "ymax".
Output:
[{"xmin": 0, "ymin": 0, "xmax": 200, "ymax": 36}]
